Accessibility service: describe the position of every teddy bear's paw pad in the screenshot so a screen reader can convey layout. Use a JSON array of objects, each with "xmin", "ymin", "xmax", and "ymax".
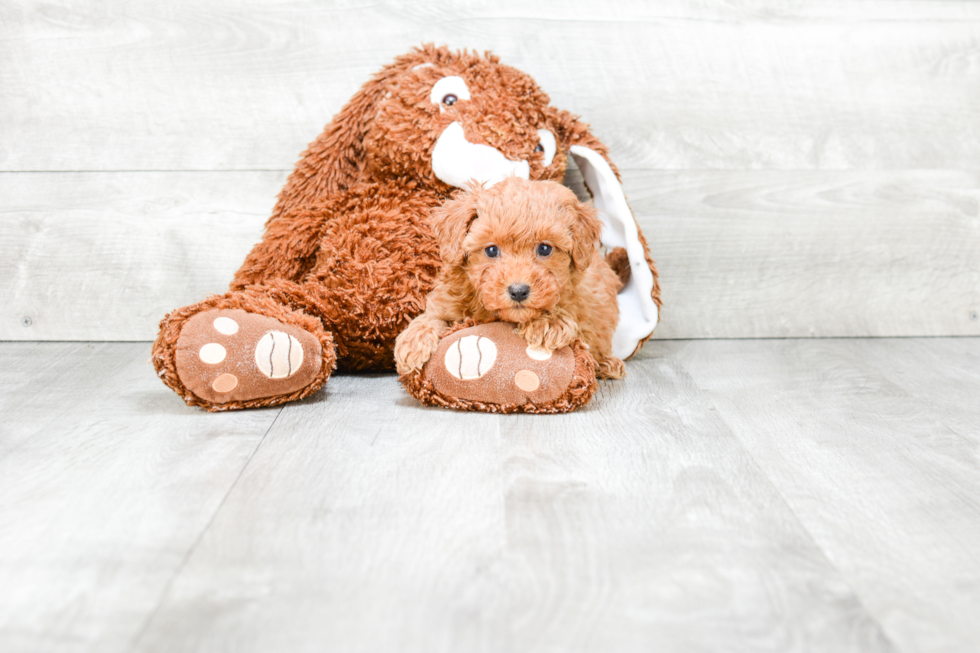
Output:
[
  {"xmin": 403, "ymin": 322, "xmax": 597, "ymax": 413},
  {"xmin": 443, "ymin": 334, "xmax": 497, "ymax": 379},
  {"xmin": 174, "ymin": 308, "xmax": 321, "ymax": 405}
]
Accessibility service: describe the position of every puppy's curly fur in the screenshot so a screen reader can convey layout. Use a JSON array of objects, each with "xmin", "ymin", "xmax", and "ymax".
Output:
[{"xmin": 395, "ymin": 177, "xmax": 626, "ymax": 380}]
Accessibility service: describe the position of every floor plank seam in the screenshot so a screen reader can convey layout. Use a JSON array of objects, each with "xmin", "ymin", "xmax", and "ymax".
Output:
[
  {"xmin": 818, "ymin": 367, "xmax": 978, "ymax": 651},
  {"xmin": 1, "ymin": 343, "xmax": 129, "ymax": 460},
  {"xmin": 126, "ymin": 405, "xmax": 286, "ymax": 650},
  {"xmin": 691, "ymin": 380, "xmax": 903, "ymax": 652},
  {"xmin": 749, "ymin": 460, "xmax": 902, "ymax": 651}
]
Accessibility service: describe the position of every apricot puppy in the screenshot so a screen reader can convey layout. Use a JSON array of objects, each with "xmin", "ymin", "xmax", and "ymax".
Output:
[{"xmin": 395, "ymin": 177, "xmax": 626, "ymax": 380}]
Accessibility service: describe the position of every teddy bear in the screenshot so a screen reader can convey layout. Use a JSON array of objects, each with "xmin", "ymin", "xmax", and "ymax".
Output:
[{"xmin": 151, "ymin": 44, "xmax": 662, "ymax": 411}]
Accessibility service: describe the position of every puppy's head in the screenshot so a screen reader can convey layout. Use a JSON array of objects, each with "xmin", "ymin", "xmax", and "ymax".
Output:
[{"xmin": 429, "ymin": 177, "xmax": 603, "ymax": 323}]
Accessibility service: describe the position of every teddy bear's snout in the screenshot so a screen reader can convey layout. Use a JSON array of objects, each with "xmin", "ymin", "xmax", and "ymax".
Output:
[
  {"xmin": 431, "ymin": 121, "xmax": 530, "ymax": 190},
  {"xmin": 464, "ymin": 120, "xmax": 544, "ymax": 162}
]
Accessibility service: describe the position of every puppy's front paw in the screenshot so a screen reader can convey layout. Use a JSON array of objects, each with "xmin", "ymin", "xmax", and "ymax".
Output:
[
  {"xmin": 517, "ymin": 313, "xmax": 578, "ymax": 351},
  {"xmin": 395, "ymin": 318, "xmax": 446, "ymax": 375}
]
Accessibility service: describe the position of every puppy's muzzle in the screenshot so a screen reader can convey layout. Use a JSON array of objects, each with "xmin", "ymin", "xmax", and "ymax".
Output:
[{"xmin": 507, "ymin": 283, "xmax": 530, "ymax": 303}]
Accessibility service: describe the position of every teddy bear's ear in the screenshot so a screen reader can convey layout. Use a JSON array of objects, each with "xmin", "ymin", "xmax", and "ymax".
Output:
[
  {"xmin": 272, "ymin": 77, "xmax": 388, "ymax": 218},
  {"xmin": 548, "ymin": 108, "xmax": 661, "ymax": 360},
  {"xmin": 429, "ymin": 188, "xmax": 481, "ymax": 266},
  {"xmin": 271, "ymin": 48, "xmax": 439, "ymax": 219}
]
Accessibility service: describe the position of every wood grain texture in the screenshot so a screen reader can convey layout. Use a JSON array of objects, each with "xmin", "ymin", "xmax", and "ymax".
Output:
[
  {"xmin": 3, "ymin": 1, "xmax": 980, "ymax": 341},
  {"xmin": 3, "ymin": 338, "xmax": 980, "ymax": 652},
  {"xmin": 489, "ymin": 363, "xmax": 891, "ymax": 653},
  {"xmin": 0, "ymin": 342, "xmax": 133, "ymax": 455},
  {"xmin": 2, "ymin": 1, "xmax": 980, "ymax": 172},
  {"xmin": 0, "ymin": 171, "xmax": 282, "ymax": 340},
  {"xmin": 853, "ymin": 338, "xmax": 980, "ymax": 439},
  {"xmin": 0, "ymin": 343, "xmax": 281, "ymax": 653},
  {"xmin": 3, "ymin": 168, "xmax": 977, "ymax": 341},
  {"xmin": 671, "ymin": 338, "xmax": 980, "ymax": 653},
  {"xmin": 628, "ymin": 169, "xmax": 980, "ymax": 339},
  {"xmin": 132, "ymin": 353, "xmax": 891, "ymax": 653}
]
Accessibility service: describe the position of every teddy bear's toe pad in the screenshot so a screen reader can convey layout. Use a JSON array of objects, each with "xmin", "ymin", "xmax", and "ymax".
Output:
[
  {"xmin": 428, "ymin": 323, "xmax": 572, "ymax": 405},
  {"xmin": 402, "ymin": 322, "xmax": 598, "ymax": 413},
  {"xmin": 175, "ymin": 308, "xmax": 322, "ymax": 405}
]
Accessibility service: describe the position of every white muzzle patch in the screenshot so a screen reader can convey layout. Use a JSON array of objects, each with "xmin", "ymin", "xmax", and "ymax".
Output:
[{"xmin": 431, "ymin": 122, "xmax": 530, "ymax": 190}]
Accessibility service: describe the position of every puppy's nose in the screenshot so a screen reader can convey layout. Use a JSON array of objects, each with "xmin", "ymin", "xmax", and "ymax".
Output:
[{"xmin": 508, "ymin": 283, "xmax": 531, "ymax": 302}]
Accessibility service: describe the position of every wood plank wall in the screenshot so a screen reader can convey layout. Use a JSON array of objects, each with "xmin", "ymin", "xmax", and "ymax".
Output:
[{"xmin": 2, "ymin": 1, "xmax": 979, "ymax": 341}]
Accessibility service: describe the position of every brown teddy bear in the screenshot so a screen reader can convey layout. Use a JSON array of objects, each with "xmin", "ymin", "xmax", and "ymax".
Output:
[{"xmin": 152, "ymin": 44, "xmax": 661, "ymax": 411}]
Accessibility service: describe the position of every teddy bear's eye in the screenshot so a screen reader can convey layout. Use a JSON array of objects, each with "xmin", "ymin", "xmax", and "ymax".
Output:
[
  {"xmin": 536, "ymin": 129, "xmax": 557, "ymax": 166},
  {"xmin": 430, "ymin": 76, "xmax": 471, "ymax": 113},
  {"xmin": 484, "ymin": 245, "xmax": 499, "ymax": 258},
  {"xmin": 536, "ymin": 243, "xmax": 553, "ymax": 257}
]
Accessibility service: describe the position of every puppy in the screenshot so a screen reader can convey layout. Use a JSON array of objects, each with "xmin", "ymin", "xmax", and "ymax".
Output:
[{"xmin": 394, "ymin": 176, "xmax": 626, "ymax": 380}]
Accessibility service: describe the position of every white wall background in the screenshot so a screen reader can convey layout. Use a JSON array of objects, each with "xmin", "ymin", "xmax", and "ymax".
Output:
[{"xmin": 2, "ymin": 0, "xmax": 979, "ymax": 340}]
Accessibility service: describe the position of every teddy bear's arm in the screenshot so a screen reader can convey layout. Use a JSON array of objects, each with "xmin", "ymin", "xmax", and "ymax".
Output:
[{"xmin": 229, "ymin": 204, "xmax": 336, "ymax": 290}]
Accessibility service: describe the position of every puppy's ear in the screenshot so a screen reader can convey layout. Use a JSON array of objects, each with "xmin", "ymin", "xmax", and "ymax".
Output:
[
  {"xmin": 429, "ymin": 189, "xmax": 481, "ymax": 266},
  {"xmin": 569, "ymin": 200, "xmax": 603, "ymax": 271}
]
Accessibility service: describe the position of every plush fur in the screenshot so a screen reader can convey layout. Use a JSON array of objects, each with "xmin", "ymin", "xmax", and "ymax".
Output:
[
  {"xmin": 395, "ymin": 177, "xmax": 625, "ymax": 380},
  {"xmin": 152, "ymin": 44, "xmax": 660, "ymax": 410}
]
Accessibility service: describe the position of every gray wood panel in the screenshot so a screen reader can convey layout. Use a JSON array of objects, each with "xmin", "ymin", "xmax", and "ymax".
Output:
[
  {"xmin": 627, "ymin": 169, "xmax": 980, "ymax": 339},
  {"xmin": 0, "ymin": 342, "xmax": 279, "ymax": 652},
  {"xmin": 132, "ymin": 351, "xmax": 890, "ymax": 653},
  {"xmin": 0, "ymin": 171, "xmax": 282, "ymax": 340},
  {"xmin": 3, "ymin": 169, "xmax": 977, "ymax": 341},
  {"xmin": 856, "ymin": 338, "xmax": 980, "ymax": 438},
  {"xmin": 2, "ymin": 1, "xmax": 979, "ymax": 172},
  {"xmin": 673, "ymin": 338, "xmax": 980, "ymax": 652},
  {"xmin": 0, "ymin": 342, "xmax": 133, "ymax": 455},
  {"xmin": 4, "ymin": 1, "xmax": 980, "ymax": 341}
]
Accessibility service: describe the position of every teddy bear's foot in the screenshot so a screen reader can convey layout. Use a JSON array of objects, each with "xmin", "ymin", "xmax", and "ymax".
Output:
[
  {"xmin": 399, "ymin": 321, "xmax": 598, "ymax": 414},
  {"xmin": 172, "ymin": 308, "xmax": 326, "ymax": 408}
]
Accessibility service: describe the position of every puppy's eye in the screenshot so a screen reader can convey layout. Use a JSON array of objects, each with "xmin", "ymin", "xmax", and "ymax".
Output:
[
  {"xmin": 534, "ymin": 143, "xmax": 544, "ymax": 152},
  {"xmin": 442, "ymin": 94, "xmax": 457, "ymax": 106},
  {"xmin": 484, "ymin": 245, "xmax": 499, "ymax": 258},
  {"xmin": 536, "ymin": 243, "xmax": 553, "ymax": 257}
]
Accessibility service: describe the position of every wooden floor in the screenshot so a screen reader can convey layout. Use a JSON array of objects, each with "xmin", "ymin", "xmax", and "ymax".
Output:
[{"xmin": 1, "ymin": 338, "xmax": 978, "ymax": 652}]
